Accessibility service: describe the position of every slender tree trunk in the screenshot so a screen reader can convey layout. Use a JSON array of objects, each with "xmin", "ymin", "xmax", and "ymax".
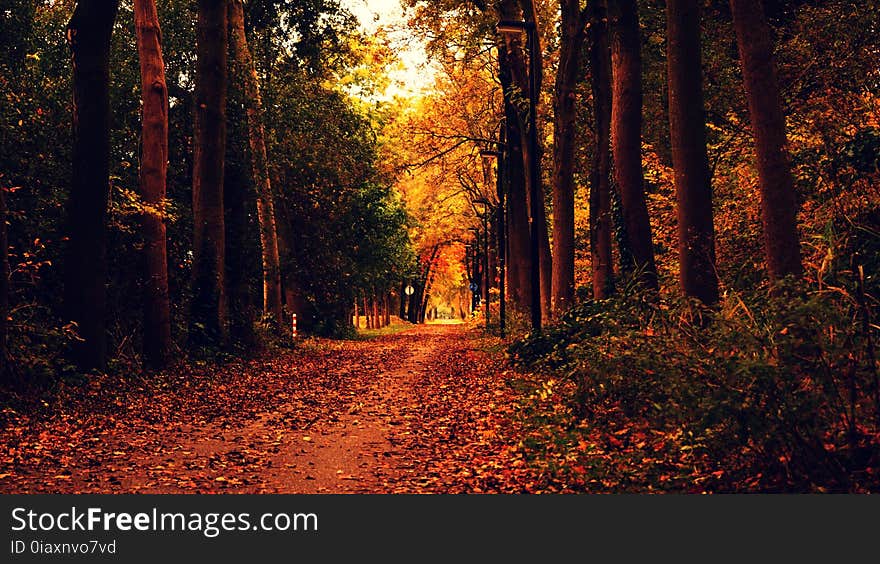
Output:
[
  {"xmin": 420, "ymin": 272, "xmax": 435, "ymax": 323},
  {"xmin": 500, "ymin": 0, "xmax": 535, "ymax": 322},
  {"xmin": 370, "ymin": 291, "xmax": 382, "ymax": 329},
  {"xmin": 227, "ymin": 0, "xmax": 283, "ymax": 323},
  {"xmin": 551, "ymin": 0, "xmax": 587, "ymax": 316},
  {"xmin": 133, "ymin": 0, "xmax": 172, "ymax": 367},
  {"xmin": 224, "ymin": 77, "xmax": 255, "ymax": 349},
  {"xmin": 495, "ymin": 148, "xmax": 507, "ymax": 335},
  {"xmin": 517, "ymin": 0, "xmax": 552, "ymax": 324},
  {"xmin": 363, "ymin": 295, "xmax": 370, "ymax": 329},
  {"xmin": 0, "ymin": 185, "xmax": 8, "ymax": 379},
  {"xmin": 384, "ymin": 292, "xmax": 391, "ymax": 327},
  {"xmin": 408, "ymin": 285, "xmax": 419, "ymax": 323},
  {"xmin": 399, "ymin": 281, "xmax": 407, "ymax": 319},
  {"xmin": 190, "ymin": 0, "xmax": 228, "ymax": 346},
  {"xmin": 667, "ymin": 0, "xmax": 719, "ymax": 305},
  {"xmin": 377, "ymin": 294, "xmax": 383, "ymax": 328},
  {"xmin": 497, "ymin": 32, "xmax": 531, "ymax": 313},
  {"xmin": 589, "ymin": 0, "xmax": 615, "ymax": 299},
  {"xmin": 410, "ymin": 247, "xmax": 438, "ymax": 324},
  {"xmin": 608, "ymin": 0, "xmax": 658, "ymax": 289},
  {"xmin": 537, "ymin": 186, "xmax": 552, "ymax": 322},
  {"xmin": 354, "ymin": 299, "xmax": 359, "ymax": 329},
  {"xmin": 488, "ymin": 214, "xmax": 498, "ymax": 289},
  {"xmin": 64, "ymin": 0, "xmax": 119, "ymax": 370},
  {"xmin": 274, "ymin": 196, "xmax": 308, "ymax": 331},
  {"xmin": 729, "ymin": 0, "xmax": 802, "ymax": 280}
]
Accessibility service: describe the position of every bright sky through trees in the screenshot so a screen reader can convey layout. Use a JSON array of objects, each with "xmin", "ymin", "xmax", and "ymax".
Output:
[{"xmin": 341, "ymin": 0, "xmax": 436, "ymax": 99}]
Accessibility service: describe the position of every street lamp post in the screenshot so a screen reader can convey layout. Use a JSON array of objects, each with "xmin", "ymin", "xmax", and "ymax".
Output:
[
  {"xmin": 497, "ymin": 19, "xmax": 541, "ymax": 333},
  {"xmin": 475, "ymin": 197, "xmax": 492, "ymax": 332},
  {"xmin": 467, "ymin": 227, "xmax": 481, "ymax": 314},
  {"xmin": 480, "ymin": 140, "xmax": 506, "ymax": 337}
]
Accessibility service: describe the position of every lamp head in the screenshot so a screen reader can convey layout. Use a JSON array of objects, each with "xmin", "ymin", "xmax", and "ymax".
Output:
[{"xmin": 496, "ymin": 19, "xmax": 529, "ymax": 34}]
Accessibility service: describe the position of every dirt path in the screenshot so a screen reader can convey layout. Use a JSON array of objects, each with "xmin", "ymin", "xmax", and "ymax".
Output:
[
  {"xmin": 1, "ymin": 323, "xmax": 532, "ymax": 493},
  {"xmin": 200, "ymin": 326, "xmax": 447, "ymax": 493}
]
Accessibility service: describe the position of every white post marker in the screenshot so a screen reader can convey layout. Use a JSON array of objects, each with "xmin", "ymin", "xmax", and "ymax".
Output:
[{"xmin": 292, "ymin": 313, "xmax": 298, "ymax": 338}]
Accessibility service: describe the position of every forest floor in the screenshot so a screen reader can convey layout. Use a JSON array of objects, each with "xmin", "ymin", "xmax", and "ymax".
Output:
[{"xmin": 0, "ymin": 323, "xmax": 545, "ymax": 493}]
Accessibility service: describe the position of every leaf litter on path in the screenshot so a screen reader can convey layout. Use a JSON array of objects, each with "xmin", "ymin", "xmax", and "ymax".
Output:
[{"xmin": 0, "ymin": 324, "xmax": 536, "ymax": 494}]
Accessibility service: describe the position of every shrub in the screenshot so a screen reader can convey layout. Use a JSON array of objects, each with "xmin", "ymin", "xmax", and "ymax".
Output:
[{"xmin": 508, "ymin": 278, "xmax": 879, "ymax": 492}]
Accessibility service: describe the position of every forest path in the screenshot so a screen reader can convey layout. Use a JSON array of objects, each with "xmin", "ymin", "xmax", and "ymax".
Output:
[{"xmin": 1, "ymin": 323, "xmax": 532, "ymax": 493}]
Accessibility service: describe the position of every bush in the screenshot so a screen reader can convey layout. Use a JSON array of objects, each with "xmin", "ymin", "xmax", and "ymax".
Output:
[{"xmin": 508, "ymin": 278, "xmax": 880, "ymax": 492}]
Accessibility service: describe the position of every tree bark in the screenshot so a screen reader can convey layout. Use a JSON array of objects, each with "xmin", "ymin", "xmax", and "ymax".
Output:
[
  {"xmin": 190, "ymin": 0, "xmax": 228, "ymax": 346},
  {"xmin": 273, "ymin": 195, "xmax": 309, "ymax": 331},
  {"xmin": 589, "ymin": 0, "xmax": 615, "ymax": 299},
  {"xmin": 364, "ymin": 295, "xmax": 371, "ymax": 329},
  {"xmin": 729, "ymin": 0, "xmax": 802, "ymax": 280},
  {"xmin": 520, "ymin": 0, "xmax": 552, "ymax": 324},
  {"xmin": 227, "ymin": 0, "xmax": 283, "ymax": 324},
  {"xmin": 496, "ymin": 12, "xmax": 532, "ymax": 314},
  {"xmin": 372, "ymin": 293, "xmax": 380, "ymax": 328},
  {"xmin": 64, "ymin": 0, "xmax": 119, "ymax": 370},
  {"xmin": 223, "ymin": 77, "xmax": 256, "ymax": 350},
  {"xmin": 551, "ymin": 0, "xmax": 587, "ymax": 316},
  {"xmin": 499, "ymin": 0, "xmax": 547, "ymax": 327},
  {"xmin": 0, "ymin": 185, "xmax": 8, "ymax": 379},
  {"xmin": 420, "ymin": 270, "xmax": 436, "ymax": 323},
  {"xmin": 667, "ymin": 0, "xmax": 719, "ymax": 305},
  {"xmin": 133, "ymin": 0, "xmax": 172, "ymax": 367},
  {"xmin": 608, "ymin": 0, "xmax": 658, "ymax": 289}
]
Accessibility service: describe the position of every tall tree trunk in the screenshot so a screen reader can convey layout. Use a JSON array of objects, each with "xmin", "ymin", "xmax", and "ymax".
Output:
[
  {"xmin": 667, "ymin": 0, "xmax": 718, "ymax": 305},
  {"xmin": 551, "ymin": 0, "xmax": 588, "ymax": 316},
  {"xmin": 354, "ymin": 299, "xmax": 359, "ymax": 329},
  {"xmin": 729, "ymin": 0, "xmax": 802, "ymax": 280},
  {"xmin": 495, "ymin": 145, "xmax": 507, "ymax": 335},
  {"xmin": 589, "ymin": 0, "xmax": 614, "ymax": 299},
  {"xmin": 408, "ymin": 285, "xmax": 420, "ymax": 323},
  {"xmin": 537, "ymin": 181, "xmax": 552, "ymax": 322},
  {"xmin": 134, "ymin": 0, "xmax": 172, "ymax": 367},
  {"xmin": 363, "ymin": 294, "xmax": 369, "ymax": 329},
  {"xmin": 497, "ymin": 28, "xmax": 531, "ymax": 313},
  {"xmin": 227, "ymin": 0, "xmax": 283, "ymax": 324},
  {"xmin": 274, "ymin": 196, "xmax": 308, "ymax": 331},
  {"xmin": 64, "ymin": 0, "xmax": 119, "ymax": 370},
  {"xmin": 519, "ymin": 0, "xmax": 552, "ymax": 325},
  {"xmin": 419, "ymin": 266, "xmax": 438, "ymax": 323},
  {"xmin": 223, "ymin": 67, "xmax": 255, "ymax": 349},
  {"xmin": 499, "ymin": 0, "xmax": 543, "ymax": 327},
  {"xmin": 190, "ymin": 0, "xmax": 228, "ymax": 346},
  {"xmin": 608, "ymin": 0, "xmax": 658, "ymax": 289},
  {"xmin": 384, "ymin": 292, "xmax": 391, "ymax": 327},
  {"xmin": 0, "ymin": 185, "xmax": 8, "ymax": 379}
]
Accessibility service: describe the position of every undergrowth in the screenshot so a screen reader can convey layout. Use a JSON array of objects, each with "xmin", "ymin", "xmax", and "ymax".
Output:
[{"xmin": 508, "ymin": 278, "xmax": 880, "ymax": 492}]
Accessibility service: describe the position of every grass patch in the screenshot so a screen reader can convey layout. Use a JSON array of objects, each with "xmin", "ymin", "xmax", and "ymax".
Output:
[{"xmin": 354, "ymin": 319, "xmax": 415, "ymax": 340}]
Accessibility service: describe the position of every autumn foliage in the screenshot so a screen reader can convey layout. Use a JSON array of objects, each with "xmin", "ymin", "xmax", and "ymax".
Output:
[{"xmin": 0, "ymin": 0, "xmax": 878, "ymax": 493}]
